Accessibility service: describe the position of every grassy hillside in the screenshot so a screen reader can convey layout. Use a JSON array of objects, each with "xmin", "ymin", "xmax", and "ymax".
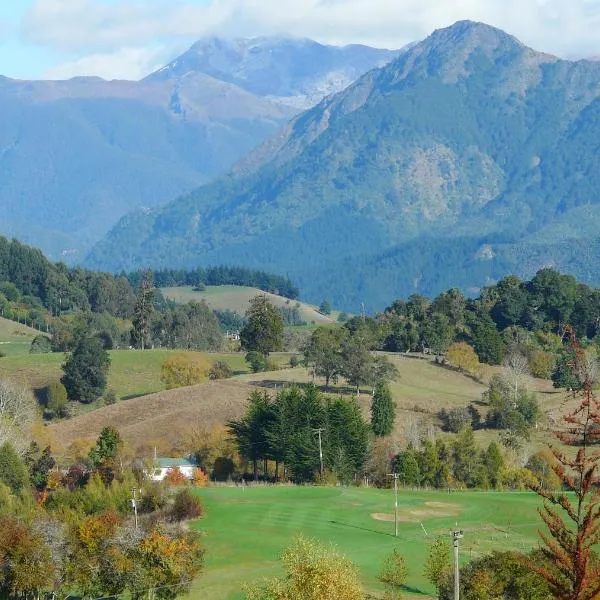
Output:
[
  {"xmin": 44, "ymin": 351, "xmax": 568, "ymax": 456},
  {"xmin": 0, "ymin": 348, "xmax": 291, "ymax": 399},
  {"xmin": 189, "ymin": 486, "xmax": 544, "ymax": 599},
  {"xmin": 161, "ymin": 285, "xmax": 337, "ymax": 325},
  {"xmin": 0, "ymin": 317, "xmax": 39, "ymax": 357}
]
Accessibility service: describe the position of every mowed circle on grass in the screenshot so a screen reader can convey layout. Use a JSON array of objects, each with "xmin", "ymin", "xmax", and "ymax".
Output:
[{"xmin": 189, "ymin": 486, "xmax": 544, "ymax": 600}]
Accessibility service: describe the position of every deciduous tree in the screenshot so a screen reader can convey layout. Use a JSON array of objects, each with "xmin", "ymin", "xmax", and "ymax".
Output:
[{"xmin": 240, "ymin": 295, "xmax": 283, "ymax": 356}]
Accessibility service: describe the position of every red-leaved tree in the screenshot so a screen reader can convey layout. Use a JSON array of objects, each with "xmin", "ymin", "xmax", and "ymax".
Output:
[{"xmin": 530, "ymin": 326, "xmax": 600, "ymax": 599}]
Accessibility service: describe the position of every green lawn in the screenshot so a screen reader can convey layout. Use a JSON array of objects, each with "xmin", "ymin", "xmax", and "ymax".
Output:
[{"xmin": 189, "ymin": 486, "xmax": 544, "ymax": 600}]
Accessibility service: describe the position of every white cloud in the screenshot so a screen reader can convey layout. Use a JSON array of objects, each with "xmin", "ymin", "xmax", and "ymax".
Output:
[
  {"xmin": 22, "ymin": 0, "xmax": 600, "ymax": 78},
  {"xmin": 43, "ymin": 46, "xmax": 173, "ymax": 80}
]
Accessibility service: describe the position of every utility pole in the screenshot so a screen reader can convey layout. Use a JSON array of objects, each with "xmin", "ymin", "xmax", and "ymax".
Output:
[
  {"xmin": 387, "ymin": 473, "xmax": 399, "ymax": 537},
  {"xmin": 131, "ymin": 488, "xmax": 140, "ymax": 530},
  {"xmin": 313, "ymin": 428, "xmax": 325, "ymax": 476},
  {"xmin": 452, "ymin": 529, "xmax": 464, "ymax": 600}
]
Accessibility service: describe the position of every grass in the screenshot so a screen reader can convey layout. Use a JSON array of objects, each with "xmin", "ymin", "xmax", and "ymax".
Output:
[
  {"xmin": 161, "ymin": 285, "xmax": 336, "ymax": 326},
  {"xmin": 188, "ymin": 486, "xmax": 545, "ymax": 600},
  {"xmin": 0, "ymin": 316, "xmax": 39, "ymax": 357},
  {"xmin": 0, "ymin": 349, "xmax": 292, "ymax": 399}
]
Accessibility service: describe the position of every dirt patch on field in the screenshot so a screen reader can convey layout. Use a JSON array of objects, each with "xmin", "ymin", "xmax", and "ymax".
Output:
[
  {"xmin": 49, "ymin": 379, "xmax": 254, "ymax": 455},
  {"xmin": 371, "ymin": 502, "xmax": 461, "ymax": 523}
]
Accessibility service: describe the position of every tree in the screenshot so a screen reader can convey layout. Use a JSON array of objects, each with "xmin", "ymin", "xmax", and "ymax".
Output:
[
  {"xmin": 245, "ymin": 350, "xmax": 268, "ymax": 373},
  {"xmin": 243, "ymin": 535, "xmax": 364, "ymax": 600},
  {"xmin": 303, "ymin": 327, "xmax": 345, "ymax": 388},
  {"xmin": 446, "ymin": 342, "xmax": 480, "ymax": 375},
  {"xmin": 44, "ymin": 381, "xmax": 68, "ymax": 417},
  {"xmin": 340, "ymin": 331, "xmax": 374, "ymax": 395},
  {"xmin": 551, "ymin": 347, "xmax": 583, "ymax": 390},
  {"xmin": 0, "ymin": 442, "xmax": 29, "ymax": 493},
  {"xmin": 371, "ymin": 381, "xmax": 396, "ymax": 437},
  {"xmin": 61, "ymin": 332, "xmax": 110, "ymax": 403},
  {"xmin": 395, "ymin": 446, "xmax": 420, "ymax": 486},
  {"xmin": 471, "ymin": 318, "xmax": 504, "ymax": 365},
  {"xmin": 319, "ymin": 300, "xmax": 332, "ymax": 315},
  {"xmin": 161, "ymin": 353, "xmax": 210, "ymax": 389},
  {"xmin": 0, "ymin": 379, "xmax": 35, "ymax": 452},
  {"xmin": 131, "ymin": 270, "xmax": 154, "ymax": 350},
  {"xmin": 422, "ymin": 312, "xmax": 455, "ymax": 355},
  {"xmin": 88, "ymin": 426, "xmax": 123, "ymax": 469},
  {"xmin": 240, "ymin": 295, "xmax": 283, "ymax": 356},
  {"xmin": 424, "ymin": 536, "xmax": 451, "ymax": 593},
  {"xmin": 0, "ymin": 517, "xmax": 54, "ymax": 599},
  {"xmin": 438, "ymin": 551, "xmax": 551, "ymax": 600},
  {"xmin": 527, "ymin": 327, "xmax": 600, "ymax": 599},
  {"xmin": 30, "ymin": 334, "xmax": 52, "ymax": 354},
  {"xmin": 378, "ymin": 548, "xmax": 409, "ymax": 599},
  {"xmin": 24, "ymin": 442, "xmax": 56, "ymax": 491}
]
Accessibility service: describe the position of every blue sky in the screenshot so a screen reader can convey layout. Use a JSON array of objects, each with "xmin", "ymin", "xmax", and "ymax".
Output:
[{"xmin": 2, "ymin": 0, "xmax": 600, "ymax": 81}]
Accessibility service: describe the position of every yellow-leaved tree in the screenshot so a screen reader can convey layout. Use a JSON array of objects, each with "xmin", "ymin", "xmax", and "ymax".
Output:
[
  {"xmin": 446, "ymin": 342, "xmax": 481, "ymax": 376},
  {"xmin": 161, "ymin": 353, "xmax": 210, "ymax": 390},
  {"xmin": 243, "ymin": 535, "xmax": 363, "ymax": 600}
]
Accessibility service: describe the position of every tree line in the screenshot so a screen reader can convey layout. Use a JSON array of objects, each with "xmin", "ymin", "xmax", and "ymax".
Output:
[{"xmin": 127, "ymin": 265, "xmax": 299, "ymax": 299}]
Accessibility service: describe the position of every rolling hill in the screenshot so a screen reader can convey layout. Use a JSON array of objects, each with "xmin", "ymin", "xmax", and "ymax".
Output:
[
  {"xmin": 161, "ymin": 285, "xmax": 336, "ymax": 325},
  {"xmin": 1, "ymin": 38, "xmax": 400, "ymax": 262},
  {"xmin": 87, "ymin": 20, "xmax": 600, "ymax": 311}
]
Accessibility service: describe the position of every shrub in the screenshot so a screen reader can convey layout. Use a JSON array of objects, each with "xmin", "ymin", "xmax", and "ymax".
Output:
[
  {"xmin": 30, "ymin": 335, "xmax": 52, "ymax": 354},
  {"xmin": 439, "ymin": 407, "xmax": 472, "ymax": 433},
  {"xmin": 289, "ymin": 354, "xmax": 300, "ymax": 368},
  {"xmin": 527, "ymin": 347, "xmax": 555, "ymax": 379},
  {"xmin": 43, "ymin": 382, "xmax": 68, "ymax": 418},
  {"xmin": 104, "ymin": 389, "xmax": 118, "ymax": 405},
  {"xmin": 138, "ymin": 482, "xmax": 168, "ymax": 513},
  {"xmin": 165, "ymin": 467, "xmax": 188, "ymax": 486},
  {"xmin": 161, "ymin": 354, "xmax": 210, "ymax": 389},
  {"xmin": 210, "ymin": 361, "xmax": 232, "ymax": 380},
  {"xmin": 192, "ymin": 468, "xmax": 209, "ymax": 487},
  {"xmin": 245, "ymin": 351, "xmax": 268, "ymax": 373},
  {"xmin": 170, "ymin": 489, "xmax": 204, "ymax": 521}
]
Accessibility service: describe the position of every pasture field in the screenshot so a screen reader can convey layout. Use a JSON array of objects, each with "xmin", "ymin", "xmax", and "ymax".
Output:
[
  {"xmin": 189, "ymin": 486, "xmax": 545, "ymax": 600},
  {"xmin": 161, "ymin": 285, "xmax": 337, "ymax": 326},
  {"xmin": 0, "ymin": 316, "xmax": 39, "ymax": 357},
  {"xmin": 0, "ymin": 348, "xmax": 289, "ymax": 398}
]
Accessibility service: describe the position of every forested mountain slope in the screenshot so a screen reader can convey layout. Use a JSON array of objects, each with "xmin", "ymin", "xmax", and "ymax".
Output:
[
  {"xmin": 87, "ymin": 21, "xmax": 600, "ymax": 311},
  {"xmin": 1, "ymin": 38, "xmax": 398, "ymax": 262}
]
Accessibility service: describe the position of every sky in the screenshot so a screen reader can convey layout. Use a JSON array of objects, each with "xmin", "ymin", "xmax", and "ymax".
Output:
[{"xmin": 1, "ymin": 0, "xmax": 600, "ymax": 81}]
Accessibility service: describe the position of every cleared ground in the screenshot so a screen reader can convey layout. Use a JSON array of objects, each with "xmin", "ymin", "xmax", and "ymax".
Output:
[
  {"xmin": 188, "ymin": 486, "xmax": 545, "ymax": 600},
  {"xmin": 161, "ymin": 285, "xmax": 337, "ymax": 325}
]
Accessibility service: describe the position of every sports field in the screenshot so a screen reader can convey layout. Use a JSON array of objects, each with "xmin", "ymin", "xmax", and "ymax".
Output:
[{"xmin": 189, "ymin": 486, "xmax": 544, "ymax": 600}]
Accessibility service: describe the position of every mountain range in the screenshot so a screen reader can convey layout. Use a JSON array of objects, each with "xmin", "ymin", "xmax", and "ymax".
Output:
[
  {"xmin": 85, "ymin": 20, "xmax": 600, "ymax": 311},
  {"xmin": 0, "ymin": 37, "xmax": 400, "ymax": 261}
]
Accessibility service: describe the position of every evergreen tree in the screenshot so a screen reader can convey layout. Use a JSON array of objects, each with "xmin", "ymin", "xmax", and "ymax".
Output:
[
  {"xmin": 371, "ymin": 381, "xmax": 396, "ymax": 436},
  {"xmin": 395, "ymin": 446, "xmax": 420, "ymax": 486},
  {"xmin": 61, "ymin": 332, "xmax": 110, "ymax": 403},
  {"xmin": 131, "ymin": 270, "xmax": 154, "ymax": 350},
  {"xmin": 240, "ymin": 295, "xmax": 284, "ymax": 356}
]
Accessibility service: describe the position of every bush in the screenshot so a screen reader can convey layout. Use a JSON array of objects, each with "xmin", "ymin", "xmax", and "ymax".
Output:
[
  {"xmin": 289, "ymin": 354, "xmax": 300, "ymax": 368},
  {"xmin": 213, "ymin": 457, "xmax": 235, "ymax": 481},
  {"xmin": 104, "ymin": 389, "xmax": 118, "ymax": 405},
  {"xmin": 245, "ymin": 351, "xmax": 268, "ymax": 373},
  {"xmin": 44, "ymin": 381, "xmax": 68, "ymax": 418},
  {"xmin": 30, "ymin": 335, "xmax": 52, "ymax": 354},
  {"xmin": 439, "ymin": 407, "xmax": 472, "ymax": 433},
  {"xmin": 165, "ymin": 467, "xmax": 188, "ymax": 486},
  {"xmin": 161, "ymin": 354, "xmax": 210, "ymax": 389},
  {"xmin": 138, "ymin": 482, "xmax": 168, "ymax": 513},
  {"xmin": 170, "ymin": 489, "xmax": 204, "ymax": 522},
  {"xmin": 210, "ymin": 361, "xmax": 232, "ymax": 380}
]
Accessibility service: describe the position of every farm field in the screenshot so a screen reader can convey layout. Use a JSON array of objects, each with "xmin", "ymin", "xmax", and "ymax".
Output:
[
  {"xmin": 161, "ymin": 285, "xmax": 337, "ymax": 326},
  {"xmin": 189, "ymin": 486, "xmax": 545, "ymax": 600},
  {"xmin": 0, "ymin": 316, "xmax": 39, "ymax": 357}
]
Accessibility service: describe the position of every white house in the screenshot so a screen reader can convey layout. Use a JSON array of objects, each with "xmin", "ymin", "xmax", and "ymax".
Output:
[{"xmin": 150, "ymin": 457, "xmax": 196, "ymax": 482}]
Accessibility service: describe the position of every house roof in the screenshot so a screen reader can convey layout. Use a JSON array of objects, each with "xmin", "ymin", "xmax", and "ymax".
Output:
[{"xmin": 155, "ymin": 457, "xmax": 196, "ymax": 468}]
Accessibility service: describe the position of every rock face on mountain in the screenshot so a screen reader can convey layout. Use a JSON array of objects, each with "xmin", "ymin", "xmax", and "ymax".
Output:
[
  {"xmin": 87, "ymin": 21, "xmax": 600, "ymax": 311},
  {"xmin": 1, "ymin": 38, "xmax": 399, "ymax": 261},
  {"xmin": 146, "ymin": 36, "xmax": 402, "ymax": 109}
]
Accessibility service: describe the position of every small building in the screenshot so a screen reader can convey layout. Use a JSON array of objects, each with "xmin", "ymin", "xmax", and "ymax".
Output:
[{"xmin": 150, "ymin": 457, "xmax": 196, "ymax": 482}]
